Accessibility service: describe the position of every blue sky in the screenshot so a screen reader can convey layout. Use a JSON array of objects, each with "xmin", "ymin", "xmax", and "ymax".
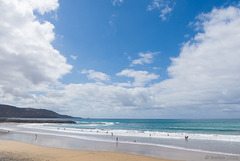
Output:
[
  {"xmin": 1, "ymin": 0, "xmax": 240, "ymax": 118},
  {"xmin": 53, "ymin": 0, "xmax": 235, "ymax": 84}
]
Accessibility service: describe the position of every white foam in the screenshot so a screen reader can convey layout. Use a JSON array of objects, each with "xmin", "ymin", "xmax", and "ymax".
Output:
[
  {"xmin": 16, "ymin": 123, "xmax": 240, "ymax": 143},
  {"xmin": 76, "ymin": 121, "xmax": 115, "ymax": 126},
  {"xmin": 0, "ymin": 128, "xmax": 10, "ymax": 133}
]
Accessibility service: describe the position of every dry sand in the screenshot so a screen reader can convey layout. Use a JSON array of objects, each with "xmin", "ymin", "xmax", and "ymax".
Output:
[{"xmin": 0, "ymin": 140, "xmax": 174, "ymax": 161}]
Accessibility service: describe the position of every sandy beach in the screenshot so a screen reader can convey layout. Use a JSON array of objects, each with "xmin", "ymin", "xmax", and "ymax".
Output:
[{"xmin": 0, "ymin": 140, "xmax": 173, "ymax": 161}]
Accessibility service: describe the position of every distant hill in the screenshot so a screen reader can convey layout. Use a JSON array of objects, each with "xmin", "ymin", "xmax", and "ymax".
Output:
[{"xmin": 0, "ymin": 104, "xmax": 73, "ymax": 118}]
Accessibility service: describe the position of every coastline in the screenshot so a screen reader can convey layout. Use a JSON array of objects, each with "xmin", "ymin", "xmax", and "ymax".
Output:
[
  {"xmin": 0, "ymin": 118, "xmax": 76, "ymax": 124},
  {"xmin": 1, "ymin": 127, "xmax": 239, "ymax": 161},
  {"xmin": 0, "ymin": 140, "xmax": 171, "ymax": 161}
]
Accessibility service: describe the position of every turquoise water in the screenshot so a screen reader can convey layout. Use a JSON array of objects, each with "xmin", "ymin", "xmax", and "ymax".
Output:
[{"xmin": 69, "ymin": 119, "xmax": 240, "ymax": 135}]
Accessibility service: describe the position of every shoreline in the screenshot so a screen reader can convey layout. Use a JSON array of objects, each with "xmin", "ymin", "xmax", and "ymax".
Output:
[
  {"xmin": 0, "ymin": 139, "xmax": 172, "ymax": 161},
  {"xmin": 1, "ymin": 129, "xmax": 239, "ymax": 161},
  {"xmin": 3, "ymin": 129, "xmax": 240, "ymax": 157}
]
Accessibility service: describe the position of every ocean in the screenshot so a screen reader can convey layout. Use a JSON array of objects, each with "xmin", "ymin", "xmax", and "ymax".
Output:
[{"xmin": 1, "ymin": 119, "xmax": 240, "ymax": 159}]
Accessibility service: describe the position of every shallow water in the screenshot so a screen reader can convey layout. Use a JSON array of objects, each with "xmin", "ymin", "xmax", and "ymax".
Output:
[
  {"xmin": 1, "ymin": 119, "xmax": 240, "ymax": 161},
  {"xmin": 7, "ymin": 119, "xmax": 240, "ymax": 155}
]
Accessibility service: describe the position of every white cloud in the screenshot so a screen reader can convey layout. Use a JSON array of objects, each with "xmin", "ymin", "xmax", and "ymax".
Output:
[
  {"xmin": 70, "ymin": 55, "xmax": 77, "ymax": 60},
  {"xmin": 0, "ymin": 0, "xmax": 71, "ymax": 103},
  {"xmin": 159, "ymin": 5, "xmax": 173, "ymax": 21},
  {"xmin": 153, "ymin": 67, "xmax": 161, "ymax": 70},
  {"xmin": 114, "ymin": 82, "xmax": 132, "ymax": 87},
  {"xmin": 130, "ymin": 51, "xmax": 158, "ymax": 66},
  {"xmin": 147, "ymin": 0, "xmax": 175, "ymax": 21},
  {"xmin": 151, "ymin": 5, "xmax": 240, "ymax": 112},
  {"xmin": 184, "ymin": 34, "xmax": 190, "ymax": 38},
  {"xmin": 29, "ymin": 83, "xmax": 154, "ymax": 118},
  {"xmin": 81, "ymin": 70, "xmax": 111, "ymax": 82},
  {"xmin": 21, "ymin": 0, "xmax": 59, "ymax": 15},
  {"xmin": 116, "ymin": 69, "xmax": 159, "ymax": 87},
  {"xmin": 112, "ymin": 0, "xmax": 123, "ymax": 6}
]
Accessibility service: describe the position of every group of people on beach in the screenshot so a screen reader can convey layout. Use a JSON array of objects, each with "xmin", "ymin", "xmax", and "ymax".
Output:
[{"xmin": 32, "ymin": 127, "xmax": 189, "ymax": 146}]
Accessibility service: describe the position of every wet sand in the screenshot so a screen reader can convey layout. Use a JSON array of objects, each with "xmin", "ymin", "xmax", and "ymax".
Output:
[{"xmin": 0, "ymin": 140, "xmax": 172, "ymax": 161}]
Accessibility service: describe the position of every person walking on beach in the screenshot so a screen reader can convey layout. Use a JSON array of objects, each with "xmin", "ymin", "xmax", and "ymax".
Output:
[{"xmin": 116, "ymin": 136, "xmax": 119, "ymax": 147}]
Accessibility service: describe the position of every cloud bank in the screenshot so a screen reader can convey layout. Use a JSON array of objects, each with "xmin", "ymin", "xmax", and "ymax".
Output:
[
  {"xmin": 151, "ymin": 5, "xmax": 240, "ymax": 115},
  {"xmin": 0, "ymin": 0, "xmax": 71, "ymax": 103}
]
